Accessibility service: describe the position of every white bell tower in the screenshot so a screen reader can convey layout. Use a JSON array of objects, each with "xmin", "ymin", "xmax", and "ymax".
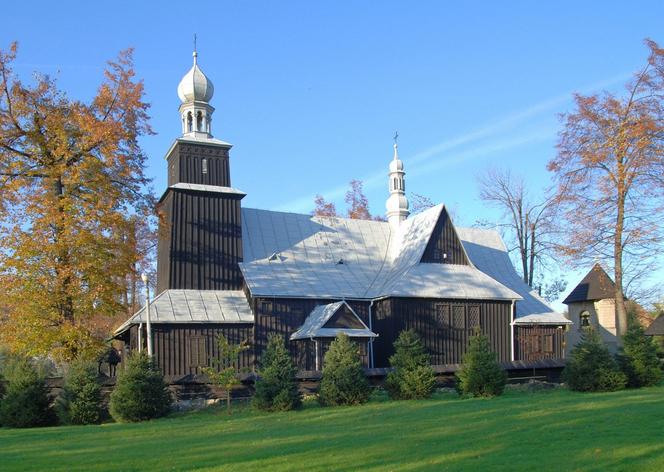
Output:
[{"xmin": 385, "ymin": 133, "xmax": 410, "ymax": 230}]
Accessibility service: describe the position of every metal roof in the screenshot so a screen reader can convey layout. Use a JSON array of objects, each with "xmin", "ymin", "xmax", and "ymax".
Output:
[
  {"xmin": 240, "ymin": 205, "xmax": 520, "ymax": 301},
  {"xmin": 562, "ymin": 263, "xmax": 616, "ymax": 304},
  {"xmin": 241, "ymin": 205, "xmax": 567, "ymax": 323},
  {"xmin": 645, "ymin": 315, "xmax": 664, "ymax": 336},
  {"xmin": 169, "ymin": 183, "xmax": 246, "ymax": 196},
  {"xmin": 290, "ymin": 301, "xmax": 378, "ymax": 340},
  {"xmin": 456, "ymin": 227, "xmax": 571, "ymax": 324},
  {"xmin": 113, "ymin": 290, "xmax": 253, "ymax": 335}
]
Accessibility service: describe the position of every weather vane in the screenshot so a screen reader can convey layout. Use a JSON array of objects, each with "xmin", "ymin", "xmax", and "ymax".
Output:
[{"xmin": 393, "ymin": 130, "xmax": 399, "ymax": 145}]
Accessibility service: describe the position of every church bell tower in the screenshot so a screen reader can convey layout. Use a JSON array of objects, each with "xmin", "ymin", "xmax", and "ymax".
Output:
[{"xmin": 156, "ymin": 49, "xmax": 245, "ymax": 293}]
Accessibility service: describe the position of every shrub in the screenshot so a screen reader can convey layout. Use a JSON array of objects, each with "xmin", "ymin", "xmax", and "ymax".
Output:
[
  {"xmin": 456, "ymin": 330, "xmax": 507, "ymax": 397},
  {"xmin": 617, "ymin": 322, "xmax": 663, "ymax": 388},
  {"xmin": 57, "ymin": 359, "xmax": 102, "ymax": 425},
  {"xmin": 253, "ymin": 334, "xmax": 301, "ymax": 411},
  {"xmin": 202, "ymin": 335, "xmax": 250, "ymax": 415},
  {"xmin": 0, "ymin": 357, "xmax": 55, "ymax": 428},
  {"xmin": 109, "ymin": 352, "xmax": 172, "ymax": 422},
  {"xmin": 385, "ymin": 329, "xmax": 436, "ymax": 400},
  {"xmin": 318, "ymin": 334, "xmax": 371, "ymax": 406},
  {"xmin": 564, "ymin": 329, "xmax": 627, "ymax": 392}
]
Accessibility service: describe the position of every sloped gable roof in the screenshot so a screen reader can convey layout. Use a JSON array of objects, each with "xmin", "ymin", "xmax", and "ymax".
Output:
[
  {"xmin": 645, "ymin": 315, "xmax": 664, "ymax": 336},
  {"xmin": 563, "ymin": 264, "xmax": 616, "ymax": 304},
  {"xmin": 240, "ymin": 205, "xmax": 520, "ymax": 302},
  {"xmin": 290, "ymin": 301, "xmax": 377, "ymax": 340},
  {"xmin": 113, "ymin": 290, "xmax": 253, "ymax": 335}
]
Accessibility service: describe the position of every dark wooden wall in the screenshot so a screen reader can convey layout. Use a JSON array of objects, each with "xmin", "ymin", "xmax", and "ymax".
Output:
[
  {"xmin": 251, "ymin": 297, "xmax": 370, "ymax": 369},
  {"xmin": 156, "ymin": 188, "xmax": 244, "ymax": 293},
  {"xmin": 421, "ymin": 208, "xmax": 469, "ymax": 265},
  {"xmin": 293, "ymin": 339, "xmax": 370, "ymax": 371},
  {"xmin": 372, "ymin": 297, "xmax": 512, "ymax": 367},
  {"xmin": 167, "ymin": 141, "xmax": 232, "ymax": 187},
  {"xmin": 127, "ymin": 323, "xmax": 253, "ymax": 379},
  {"xmin": 514, "ymin": 325, "xmax": 565, "ymax": 362}
]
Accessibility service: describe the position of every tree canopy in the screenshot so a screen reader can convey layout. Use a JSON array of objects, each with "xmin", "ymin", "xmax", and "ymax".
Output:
[
  {"xmin": 0, "ymin": 43, "xmax": 155, "ymax": 360},
  {"xmin": 548, "ymin": 39, "xmax": 664, "ymax": 334}
]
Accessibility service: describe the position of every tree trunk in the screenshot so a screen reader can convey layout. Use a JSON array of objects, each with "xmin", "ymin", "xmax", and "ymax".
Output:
[
  {"xmin": 53, "ymin": 176, "xmax": 75, "ymax": 324},
  {"xmin": 528, "ymin": 223, "xmax": 536, "ymax": 287},
  {"xmin": 614, "ymin": 194, "xmax": 628, "ymax": 342}
]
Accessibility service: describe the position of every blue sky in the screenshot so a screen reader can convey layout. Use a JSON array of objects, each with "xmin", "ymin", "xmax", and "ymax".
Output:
[{"xmin": 3, "ymin": 1, "xmax": 663, "ymax": 306}]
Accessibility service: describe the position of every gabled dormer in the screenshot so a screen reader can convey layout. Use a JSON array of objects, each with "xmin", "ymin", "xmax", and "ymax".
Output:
[{"xmin": 420, "ymin": 206, "xmax": 470, "ymax": 265}]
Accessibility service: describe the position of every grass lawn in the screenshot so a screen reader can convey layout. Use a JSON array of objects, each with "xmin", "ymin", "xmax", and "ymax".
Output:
[{"xmin": 1, "ymin": 385, "xmax": 664, "ymax": 471}]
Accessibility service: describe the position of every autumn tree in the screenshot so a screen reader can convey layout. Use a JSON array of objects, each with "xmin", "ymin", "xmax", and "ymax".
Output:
[
  {"xmin": 0, "ymin": 43, "xmax": 155, "ymax": 361},
  {"xmin": 312, "ymin": 194, "xmax": 338, "ymax": 217},
  {"xmin": 313, "ymin": 179, "xmax": 388, "ymax": 221},
  {"xmin": 345, "ymin": 179, "xmax": 372, "ymax": 220},
  {"xmin": 548, "ymin": 39, "xmax": 664, "ymax": 338},
  {"xmin": 477, "ymin": 168, "xmax": 561, "ymax": 293}
]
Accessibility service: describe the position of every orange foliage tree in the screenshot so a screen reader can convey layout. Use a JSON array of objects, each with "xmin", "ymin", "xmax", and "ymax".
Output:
[
  {"xmin": 0, "ymin": 43, "xmax": 155, "ymax": 360},
  {"xmin": 313, "ymin": 179, "xmax": 386, "ymax": 221},
  {"xmin": 548, "ymin": 39, "xmax": 664, "ymax": 337}
]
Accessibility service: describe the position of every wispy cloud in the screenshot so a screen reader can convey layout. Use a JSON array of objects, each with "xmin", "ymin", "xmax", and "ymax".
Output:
[{"xmin": 275, "ymin": 73, "xmax": 630, "ymax": 213}]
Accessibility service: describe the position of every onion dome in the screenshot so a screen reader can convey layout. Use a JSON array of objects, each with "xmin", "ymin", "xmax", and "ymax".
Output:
[{"xmin": 177, "ymin": 51, "xmax": 214, "ymax": 103}]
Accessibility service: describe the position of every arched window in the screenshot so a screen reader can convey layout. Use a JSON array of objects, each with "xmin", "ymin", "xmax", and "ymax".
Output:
[
  {"xmin": 196, "ymin": 111, "xmax": 203, "ymax": 132},
  {"xmin": 579, "ymin": 311, "xmax": 591, "ymax": 329},
  {"xmin": 202, "ymin": 158, "xmax": 208, "ymax": 174},
  {"xmin": 402, "ymin": 177, "xmax": 405, "ymax": 192},
  {"xmin": 187, "ymin": 112, "xmax": 193, "ymax": 133},
  {"xmin": 393, "ymin": 177, "xmax": 398, "ymax": 190}
]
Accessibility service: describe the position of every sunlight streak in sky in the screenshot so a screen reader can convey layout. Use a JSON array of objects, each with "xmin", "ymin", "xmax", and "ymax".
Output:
[{"xmin": 275, "ymin": 73, "xmax": 630, "ymax": 214}]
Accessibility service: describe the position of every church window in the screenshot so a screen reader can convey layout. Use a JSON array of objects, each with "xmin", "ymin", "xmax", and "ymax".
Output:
[
  {"xmin": 188, "ymin": 336, "xmax": 207, "ymax": 368},
  {"xmin": 467, "ymin": 305, "xmax": 480, "ymax": 330},
  {"xmin": 187, "ymin": 112, "xmax": 193, "ymax": 132},
  {"xmin": 453, "ymin": 305, "xmax": 465, "ymax": 329},
  {"xmin": 202, "ymin": 158, "xmax": 208, "ymax": 174},
  {"xmin": 580, "ymin": 311, "xmax": 591, "ymax": 329},
  {"xmin": 542, "ymin": 335, "xmax": 554, "ymax": 353}
]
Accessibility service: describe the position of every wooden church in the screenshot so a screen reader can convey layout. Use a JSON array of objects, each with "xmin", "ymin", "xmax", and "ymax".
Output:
[{"xmin": 113, "ymin": 51, "xmax": 572, "ymax": 381}]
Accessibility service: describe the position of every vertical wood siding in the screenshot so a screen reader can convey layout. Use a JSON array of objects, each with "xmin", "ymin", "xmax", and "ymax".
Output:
[
  {"xmin": 252, "ymin": 296, "xmax": 510, "ymax": 370},
  {"xmin": 166, "ymin": 142, "xmax": 231, "ymax": 187},
  {"xmin": 372, "ymin": 298, "xmax": 512, "ymax": 367},
  {"xmin": 420, "ymin": 208, "xmax": 469, "ymax": 265},
  {"xmin": 514, "ymin": 325, "xmax": 565, "ymax": 361},
  {"xmin": 157, "ymin": 189, "xmax": 243, "ymax": 292},
  {"xmin": 128, "ymin": 323, "xmax": 253, "ymax": 378}
]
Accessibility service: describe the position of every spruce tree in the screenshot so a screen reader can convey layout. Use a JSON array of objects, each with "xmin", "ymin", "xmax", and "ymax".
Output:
[
  {"xmin": 564, "ymin": 329, "xmax": 626, "ymax": 392},
  {"xmin": 0, "ymin": 357, "xmax": 55, "ymax": 428},
  {"xmin": 109, "ymin": 352, "xmax": 172, "ymax": 422},
  {"xmin": 456, "ymin": 330, "xmax": 507, "ymax": 397},
  {"xmin": 253, "ymin": 335, "xmax": 301, "ymax": 411},
  {"xmin": 57, "ymin": 358, "xmax": 102, "ymax": 425},
  {"xmin": 385, "ymin": 329, "xmax": 436, "ymax": 400},
  {"xmin": 618, "ymin": 322, "xmax": 662, "ymax": 388},
  {"xmin": 318, "ymin": 334, "xmax": 371, "ymax": 406}
]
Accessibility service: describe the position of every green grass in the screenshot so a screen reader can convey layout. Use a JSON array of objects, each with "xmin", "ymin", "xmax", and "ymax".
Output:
[{"xmin": 1, "ymin": 386, "xmax": 664, "ymax": 471}]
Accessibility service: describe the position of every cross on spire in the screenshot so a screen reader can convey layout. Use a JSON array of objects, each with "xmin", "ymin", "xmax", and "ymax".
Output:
[
  {"xmin": 393, "ymin": 130, "xmax": 399, "ymax": 145},
  {"xmin": 193, "ymin": 33, "xmax": 198, "ymax": 64}
]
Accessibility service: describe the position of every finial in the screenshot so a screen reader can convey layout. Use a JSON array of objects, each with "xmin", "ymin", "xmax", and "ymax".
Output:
[
  {"xmin": 393, "ymin": 131, "xmax": 399, "ymax": 159},
  {"xmin": 193, "ymin": 33, "xmax": 198, "ymax": 64}
]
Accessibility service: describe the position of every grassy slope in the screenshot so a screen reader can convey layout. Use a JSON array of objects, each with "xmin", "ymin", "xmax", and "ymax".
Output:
[{"xmin": 1, "ymin": 386, "xmax": 664, "ymax": 471}]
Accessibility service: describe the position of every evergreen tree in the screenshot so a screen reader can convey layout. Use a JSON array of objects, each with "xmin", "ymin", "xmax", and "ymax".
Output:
[
  {"xmin": 618, "ymin": 321, "xmax": 662, "ymax": 388},
  {"xmin": 456, "ymin": 330, "xmax": 507, "ymax": 397},
  {"xmin": 57, "ymin": 358, "xmax": 102, "ymax": 425},
  {"xmin": 385, "ymin": 329, "xmax": 436, "ymax": 400},
  {"xmin": 0, "ymin": 357, "xmax": 55, "ymax": 428},
  {"xmin": 564, "ymin": 329, "xmax": 627, "ymax": 392},
  {"xmin": 252, "ymin": 335, "xmax": 301, "ymax": 411},
  {"xmin": 318, "ymin": 334, "xmax": 371, "ymax": 406},
  {"xmin": 109, "ymin": 352, "xmax": 172, "ymax": 422}
]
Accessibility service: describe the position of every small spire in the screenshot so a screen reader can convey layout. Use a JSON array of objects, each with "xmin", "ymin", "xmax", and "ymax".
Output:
[{"xmin": 193, "ymin": 33, "xmax": 198, "ymax": 65}]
